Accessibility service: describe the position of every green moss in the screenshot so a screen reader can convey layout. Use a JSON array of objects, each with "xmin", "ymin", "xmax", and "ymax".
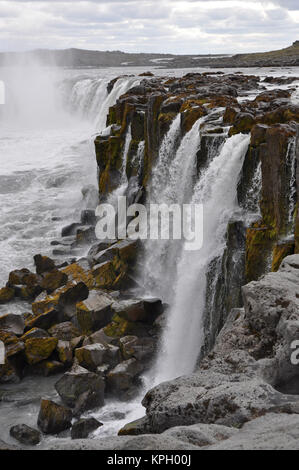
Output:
[
  {"xmin": 272, "ymin": 241, "xmax": 295, "ymax": 272},
  {"xmin": 245, "ymin": 222, "xmax": 277, "ymax": 282}
]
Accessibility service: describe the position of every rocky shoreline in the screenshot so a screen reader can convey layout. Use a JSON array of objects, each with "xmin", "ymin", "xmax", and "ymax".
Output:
[{"xmin": 0, "ymin": 69, "xmax": 298, "ymax": 450}]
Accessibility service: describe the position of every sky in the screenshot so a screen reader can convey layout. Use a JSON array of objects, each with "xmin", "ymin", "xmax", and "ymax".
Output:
[{"xmin": 0, "ymin": 0, "xmax": 298, "ymax": 55}]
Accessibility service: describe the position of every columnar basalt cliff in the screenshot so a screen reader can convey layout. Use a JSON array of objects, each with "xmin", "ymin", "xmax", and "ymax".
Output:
[{"xmin": 0, "ymin": 71, "xmax": 298, "ymax": 449}]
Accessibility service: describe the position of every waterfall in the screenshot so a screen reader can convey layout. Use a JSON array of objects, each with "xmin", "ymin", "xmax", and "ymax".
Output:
[
  {"xmin": 142, "ymin": 116, "xmax": 205, "ymax": 301},
  {"xmin": 153, "ymin": 133, "xmax": 250, "ymax": 384},
  {"xmin": 106, "ymin": 124, "xmax": 132, "ymax": 208},
  {"xmin": 245, "ymin": 161, "xmax": 262, "ymax": 223},
  {"xmin": 62, "ymin": 76, "xmax": 140, "ymax": 130},
  {"xmin": 286, "ymin": 137, "xmax": 297, "ymax": 228}
]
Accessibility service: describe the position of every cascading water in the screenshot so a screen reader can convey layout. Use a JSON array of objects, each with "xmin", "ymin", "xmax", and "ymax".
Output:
[
  {"xmin": 142, "ymin": 116, "xmax": 205, "ymax": 301},
  {"xmin": 286, "ymin": 137, "xmax": 297, "ymax": 228},
  {"xmin": 62, "ymin": 76, "xmax": 141, "ymax": 129},
  {"xmin": 152, "ymin": 133, "xmax": 250, "ymax": 384}
]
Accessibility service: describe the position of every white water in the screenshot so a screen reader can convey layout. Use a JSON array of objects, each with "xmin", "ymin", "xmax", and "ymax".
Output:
[
  {"xmin": 153, "ymin": 133, "xmax": 250, "ymax": 383},
  {"xmin": 142, "ymin": 116, "xmax": 204, "ymax": 301},
  {"xmin": 0, "ymin": 66, "xmax": 138, "ymax": 297},
  {"xmin": 286, "ymin": 137, "xmax": 297, "ymax": 228}
]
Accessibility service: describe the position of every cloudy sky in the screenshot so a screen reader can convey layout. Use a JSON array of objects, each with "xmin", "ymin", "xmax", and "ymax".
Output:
[{"xmin": 0, "ymin": 0, "xmax": 298, "ymax": 54}]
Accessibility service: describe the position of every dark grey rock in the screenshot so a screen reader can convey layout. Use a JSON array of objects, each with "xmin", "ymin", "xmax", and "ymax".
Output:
[
  {"xmin": 71, "ymin": 418, "xmax": 103, "ymax": 439},
  {"xmin": 10, "ymin": 424, "xmax": 41, "ymax": 446}
]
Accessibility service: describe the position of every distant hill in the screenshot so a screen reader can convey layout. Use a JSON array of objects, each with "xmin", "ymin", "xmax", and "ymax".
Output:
[{"xmin": 0, "ymin": 42, "xmax": 298, "ymax": 68}]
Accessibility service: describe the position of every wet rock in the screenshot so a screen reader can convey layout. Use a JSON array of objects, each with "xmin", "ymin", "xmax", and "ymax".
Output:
[
  {"xmin": 57, "ymin": 340, "xmax": 73, "ymax": 365},
  {"xmin": 75, "ymin": 343, "xmax": 119, "ymax": 371},
  {"xmin": 112, "ymin": 298, "xmax": 163, "ymax": 323},
  {"xmin": 29, "ymin": 360, "xmax": 64, "ymax": 377},
  {"xmin": 76, "ymin": 226, "xmax": 96, "ymax": 245},
  {"xmin": 163, "ymin": 422, "xmax": 237, "ymax": 447},
  {"xmin": 107, "ymin": 358, "xmax": 143, "ymax": 392},
  {"xmin": 118, "ymin": 416, "xmax": 151, "ymax": 436},
  {"xmin": 10, "ymin": 424, "xmax": 41, "ymax": 446},
  {"xmin": 119, "ymin": 336, "xmax": 155, "ymax": 362},
  {"xmin": 83, "ymin": 328, "xmax": 115, "ymax": 346},
  {"xmin": 0, "ymin": 313, "xmax": 25, "ymax": 335},
  {"xmin": 32, "ymin": 282, "xmax": 89, "ymax": 317},
  {"xmin": 25, "ymin": 309, "xmax": 59, "ymax": 331},
  {"xmin": 55, "ymin": 364, "xmax": 105, "ymax": 411},
  {"xmin": 61, "ymin": 223, "xmax": 82, "ymax": 238},
  {"xmin": 34, "ymin": 255, "xmax": 56, "ymax": 275},
  {"xmin": 76, "ymin": 291, "xmax": 114, "ymax": 334},
  {"xmin": 21, "ymin": 328, "xmax": 49, "ymax": 341},
  {"xmin": 37, "ymin": 399, "xmax": 72, "ymax": 435},
  {"xmin": 81, "ymin": 209, "xmax": 96, "ymax": 226},
  {"xmin": 40, "ymin": 270, "xmax": 68, "ymax": 293},
  {"xmin": 0, "ymin": 287, "xmax": 15, "ymax": 304},
  {"xmin": 0, "ymin": 330, "xmax": 25, "ymax": 358},
  {"xmin": 71, "ymin": 418, "xmax": 103, "ymax": 440},
  {"xmin": 87, "ymin": 240, "xmax": 117, "ymax": 259},
  {"xmin": 8, "ymin": 268, "xmax": 41, "ymax": 288},
  {"xmin": 25, "ymin": 337, "xmax": 58, "ymax": 365},
  {"xmin": 48, "ymin": 322, "xmax": 81, "ymax": 341}
]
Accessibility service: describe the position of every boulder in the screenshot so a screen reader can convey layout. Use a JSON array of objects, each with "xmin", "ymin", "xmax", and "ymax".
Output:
[
  {"xmin": 32, "ymin": 282, "xmax": 89, "ymax": 317},
  {"xmin": 8, "ymin": 269, "xmax": 41, "ymax": 288},
  {"xmin": 76, "ymin": 291, "xmax": 114, "ymax": 334},
  {"xmin": 37, "ymin": 399, "xmax": 72, "ymax": 435},
  {"xmin": 75, "ymin": 343, "xmax": 119, "ymax": 371},
  {"xmin": 55, "ymin": 364, "xmax": 105, "ymax": 412},
  {"xmin": 0, "ymin": 287, "xmax": 15, "ymax": 304},
  {"xmin": 242, "ymin": 254, "xmax": 299, "ymax": 386},
  {"xmin": 48, "ymin": 322, "xmax": 81, "ymax": 341},
  {"xmin": 141, "ymin": 370, "xmax": 299, "ymax": 433},
  {"xmin": 0, "ymin": 330, "xmax": 25, "ymax": 358},
  {"xmin": 112, "ymin": 298, "xmax": 163, "ymax": 323},
  {"xmin": 107, "ymin": 359, "xmax": 143, "ymax": 392},
  {"xmin": 71, "ymin": 418, "xmax": 103, "ymax": 440},
  {"xmin": 29, "ymin": 360, "xmax": 64, "ymax": 377},
  {"xmin": 24, "ymin": 337, "xmax": 58, "ymax": 365},
  {"xmin": 0, "ymin": 313, "xmax": 25, "ymax": 335},
  {"xmin": 25, "ymin": 309, "xmax": 59, "ymax": 331},
  {"xmin": 206, "ymin": 413, "xmax": 299, "ymax": 450},
  {"xmin": 34, "ymin": 255, "xmax": 56, "ymax": 275},
  {"xmin": 10, "ymin": 424, "xmax": 41, "ymax": 446},
  {"xmin": 119, "ymin": 336, "xmax": 155, "ymax": 362},
  {"xmin": 118, "ymin": 416, "xmax": 151, "ymax": 436},
  {"xmin": 40, "ymin": 270, "xmax": 68, "ymax": 293},
  {"xmin": 21, "ymin": 328, "xmax": 49, "ymax": 341},
  {"xmin": 57, "ymin": 340, "xmax": 73, "ymax": 365}
]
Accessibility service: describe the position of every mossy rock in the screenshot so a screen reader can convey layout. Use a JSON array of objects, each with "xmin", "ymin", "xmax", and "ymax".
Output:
[
  {"xmin": 158, "ymin": 112, "xmax": 177, "ymax": 140},
  {"xmin": 272, "ymin": 241, "xmax": 295, "ymax": 272},
  {"xmin": 245, "ymin": 222, "xmax": 277, "ymax": 282},
  {"xmin": 103, "ymin": 314, "xmax": 147, "ymax": 339},
  {"xmin": 0, "ymin": 331, "xmax": 24, "ymax": 358},
  {"xmin": 92, "ymin": 261, "xmax": 118, "ymax": 289},
  {"xmin": 0, "ymin": 287, "xmax": 15, "ymax": 304},
  {"xmin": 41, "ymin": 270, "xmax": 68, "ymax": 293},
  {"xmin": 32, "ymin": 292, "xmax": 60, "ymax": 315},
  {"xmin": 180, "ymin": 100, "xmax": 207, "ymax": 134},
  {"xmin": 25, "ymin": 337, "xmax": 58, "ymax": 365},
  {"xmin": 229, "ymin": 113, "xmax": 256, "ymax": 136},
  {"xmin": 62, "ymin": 263, "xmax": 94, "ymax": 289}
]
